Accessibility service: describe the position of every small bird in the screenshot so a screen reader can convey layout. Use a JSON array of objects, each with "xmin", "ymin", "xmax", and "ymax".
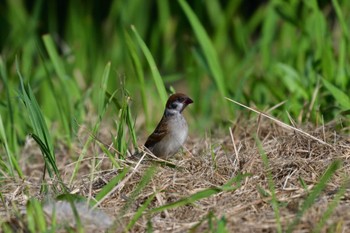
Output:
[{"xmin": 144, "ymin": 93, "xmax": 193, "ymax": 158}]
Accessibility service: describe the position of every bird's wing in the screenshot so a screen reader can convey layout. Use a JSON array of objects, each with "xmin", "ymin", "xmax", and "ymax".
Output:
[{"xmin": 144, "ymin": 116, "xmax": 168, "ymax": 148}]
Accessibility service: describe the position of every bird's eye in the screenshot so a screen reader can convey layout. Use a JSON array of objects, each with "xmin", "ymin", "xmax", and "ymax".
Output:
[
  {"xmin": 170, "ymin": 102, "xmax": 178, "ymax": 109},
  {"xmin": 177, "ymin": 97, "xmax": 184, "ymax": 102}
]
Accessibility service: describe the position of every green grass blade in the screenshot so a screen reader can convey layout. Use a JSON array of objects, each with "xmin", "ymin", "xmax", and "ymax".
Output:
[
  {"xmin": 150, "ymin": 174, "xmax": 247, "ymax": 214},
  {"xmin": 124, "ymin": 30, "xmax": 149, "ymax": 129},
  {"xmin": 69, "ymin": 62, "xmax": 112, "ymax": 185},
  {"xmin": 42, "ymin": 34, "xmax": 66, "ymax": 84},
  {"xmin": 116, "ymin": 105, "xmax": 127, "ymax": 156},
  {"xmin": 260, "ymin": 1, "xmax": 278, "ymax": 68},
  {"xmin": 313, "ymin": 178, "xmax": 348, "ymax": 233},
  {"xmin": 150, "ymin": 187, "xmax": 221, "ymax": 214},
  {"xmin": 131, "ymin": 25, "xmax": 168, "ymax": 105},
  {"xmin": 1, "ymin": 223, "xmax": 14, "ymax": 233},
  {"xmin": 16, "ymin": 59, "xmax": 61, "ymax": 180},
  {"xmin": 298, "ymin": 176, "xmax": 308, "ymax": 191},
  {"xmin": 0, "ymin": 57, "xmax": 18, "ymax": 157},
  {"xmin": 42, "ymin": 35, "xmax": 82, "ymax": 143},
  {"xmin": 255, "ymin": 135, "xmax": 282, "ymax": 233},
  {"xmin": 42, "ymin": 34, "xmax": 75, "ymax": 140},
  {"xmin": 125, "ymin": 193, "xmax": 156, "ymax": 232},
  {"xmin": 30, "ymin": 133, "xmax": 59, "ymax": 177},
  {"xmin": 178, "ymin": 0, "xmax": 227, "ymax": 98},
  {"xmin": 95, "ymin": 167, "xmax": 129, "ymax": 202},
  {"xmin": 322, "ymin": 79, "xmax": 350, "ymax": 109},
  {"xmin": 274, "ymin": 63, "xmax": 308, "ymax": 99},
  {"xmin": 37, "ymin": 45, "xmax": 72, "ymax": 144},
  {"xmin": 110, "ymin": 89, "xmax": 136, "ymax": 158},
  {"xmin": 26, "ymin": 199, "xmax": 47, "ymax": 233},
  {"xmin": 97, "ymin": 62, "xmax": 111, "ymax": 115},
  {"xmin": 121, "ymin": 165, "xmax": 157, "ymax": 214},
  {"xmin": 0, "ymin": 114, "xmax": 14, "ymax": 176},
  {"xmin": 97, "ymin": 141, "xmax": 120, "ymax": 169},
  {"xmin": 217, "ymin": 216, "xmax": 229, "ymax": 233},
  {"xmin": 126, "ymin": 103, "xmax": 138, "ymax": 151},
  {"xmin": 331, "ymin": 0, "xmax": 349, "ymax": 41},
  {"xmin": 146, "ymin": 219, "xmax": 153, "ymax": 233},
  {"xmin": 287, "ymin": 160, "xmax": 342, "ymax": 233}
]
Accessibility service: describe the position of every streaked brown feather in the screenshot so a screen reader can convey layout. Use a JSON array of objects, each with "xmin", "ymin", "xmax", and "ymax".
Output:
[{"xmin": 144, "ymin": 115, "xmax": 168, "ymax": 148}]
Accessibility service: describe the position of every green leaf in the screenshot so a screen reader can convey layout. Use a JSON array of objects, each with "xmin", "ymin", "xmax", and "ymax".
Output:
[
  {"xmin": 130, "ymin": 25, "xmax": 168, "ymax": 105},
  {"xmin": 322, "ymin": 79, "xmax": 350, "ymax": 109},
  {"xmin": 95, "ymin": 167, "xmax": 129, "ymax": 202}
]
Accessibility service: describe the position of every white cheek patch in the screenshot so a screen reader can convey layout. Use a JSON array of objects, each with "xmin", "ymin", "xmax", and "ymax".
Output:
[
  {"xmin": 175, "ymin": 103, "xmax": 184, "ymax": 111},
  {"xmin": 166, "ymin": 102, "xmax": 184, "ymax": 115},
  {"xmin": 167, "ymin": 108, "xmax": 178, "ymax": 115}
]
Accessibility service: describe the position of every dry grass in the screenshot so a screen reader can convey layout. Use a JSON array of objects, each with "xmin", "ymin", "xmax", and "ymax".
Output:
[{"xmin": 1, "ymin": 117, "xmax": 350, "ymax": 232}]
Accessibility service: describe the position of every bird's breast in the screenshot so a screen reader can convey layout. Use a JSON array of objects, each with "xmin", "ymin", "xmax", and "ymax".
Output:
[
  {"xmin": 168, "ymin": 114, "xmax": 188, "ymax": 145},
  {"xmin": 149, "ymin": 113, "xmax": 189, "ymax": 158}
]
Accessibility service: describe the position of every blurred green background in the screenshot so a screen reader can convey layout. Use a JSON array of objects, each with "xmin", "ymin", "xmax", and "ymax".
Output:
[{"xmin": 0, "ymin": 0, "xmax": 349, "ymax": 151}]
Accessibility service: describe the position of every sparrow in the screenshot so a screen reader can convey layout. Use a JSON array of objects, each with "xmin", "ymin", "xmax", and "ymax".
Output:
[{"xmin": 144, "ymin": 93, "xmax": 193, "ymax": 158}]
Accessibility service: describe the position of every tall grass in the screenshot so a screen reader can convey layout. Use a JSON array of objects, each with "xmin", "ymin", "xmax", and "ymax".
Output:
[
  {"xmin": 1, "ymin": 1, "xmax": 349, "ymax": 137},
  {"xmin": 17, "ymin": 58, "xmax": 66, "ymax": 192},
  {"xmin": 179, "ymin": 0, "xmax": 227, "ymax": 99},
  {"xmin": 42, "ymin": 34, "xmax": 78, "ymax": 143},
  {"xmin": 130, "ymin": 25, "xmax": 168, "ymax": 106}
]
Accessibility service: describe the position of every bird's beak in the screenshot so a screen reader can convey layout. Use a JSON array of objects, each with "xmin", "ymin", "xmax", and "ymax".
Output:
[{"xmin": 184, "ymin": 97, "xmax": 193, "ymax": 105}]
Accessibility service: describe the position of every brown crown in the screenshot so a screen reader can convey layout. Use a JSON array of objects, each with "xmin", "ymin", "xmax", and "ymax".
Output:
[{"xmin": 165, "ymin": 93, "xmax": 193, "ymax": 108}]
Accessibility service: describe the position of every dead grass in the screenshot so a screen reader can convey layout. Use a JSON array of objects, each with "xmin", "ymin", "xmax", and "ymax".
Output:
[{"xmin": 1, "ymin": 118, "xmax": 350, "ymax": 232}]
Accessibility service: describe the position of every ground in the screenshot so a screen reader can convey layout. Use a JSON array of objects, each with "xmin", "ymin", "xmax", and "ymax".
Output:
[{"xmin": 1, "ymin": 118, "xmax": 350, "ymax": 232}]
